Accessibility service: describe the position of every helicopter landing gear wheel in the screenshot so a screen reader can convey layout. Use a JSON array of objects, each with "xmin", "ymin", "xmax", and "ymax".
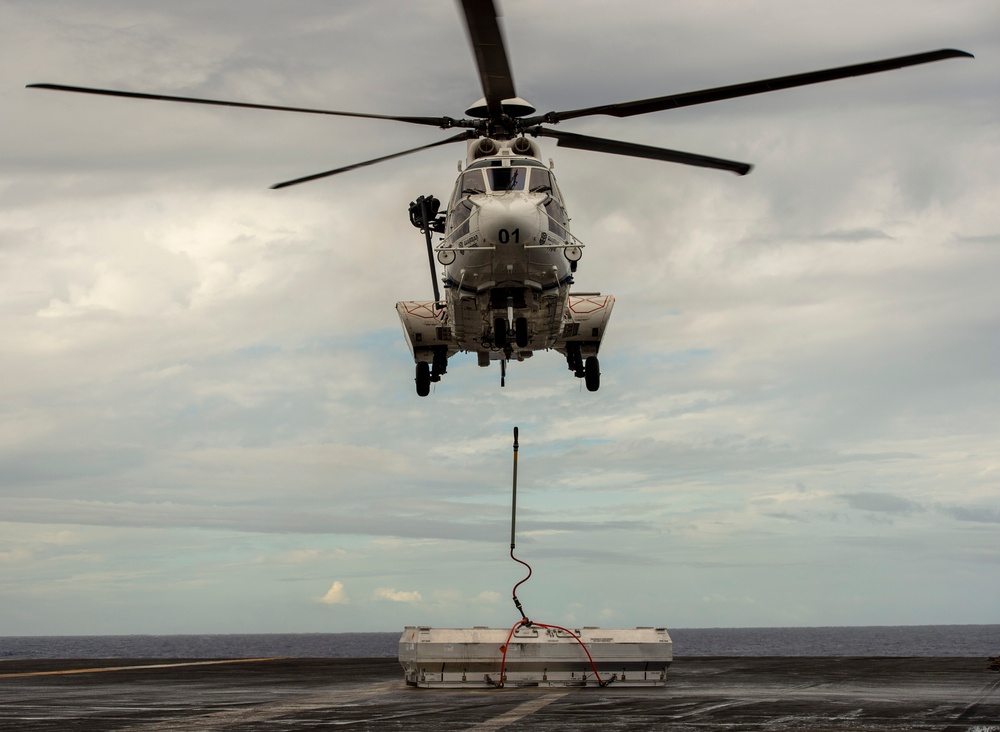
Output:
[
  {"xmin": 415, "ymin": 361, "xmax": 431, "ymax": 397},
  {"xmin": 494, "ymin": 317, "xmax": 508, "ymax": 348},
  {"xmin": 584, "ymin": 356, "xmax": 600, "ymax": 392},
  {"xmin": 514, "ymin": 317, "xmax": 529, "ymax": 348}
]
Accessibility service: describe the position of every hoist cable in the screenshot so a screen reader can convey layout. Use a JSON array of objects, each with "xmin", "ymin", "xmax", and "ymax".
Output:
[{"xmin": 498, "ymin": 426, "xmax": 607, "ymax": 687}]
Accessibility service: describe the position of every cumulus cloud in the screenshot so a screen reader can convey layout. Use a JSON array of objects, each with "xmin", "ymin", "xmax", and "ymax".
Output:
[
  {"xmin": 319, "ymin": 581, "xmax": 348, "ymax": 605},
  {"xmin": 374, "ymin": 587, "xmax": 422, "ymax": 603}
]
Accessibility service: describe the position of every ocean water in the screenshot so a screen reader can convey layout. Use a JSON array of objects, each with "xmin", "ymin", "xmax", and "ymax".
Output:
[{"xmin": 2, "ymin": 625, "xmax": 998, "ymax": 660}]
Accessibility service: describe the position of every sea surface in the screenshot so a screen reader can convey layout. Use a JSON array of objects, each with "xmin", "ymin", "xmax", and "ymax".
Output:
[{"xmin": 2, "ymin": 625, "xmax": 998, "ymax": 660}]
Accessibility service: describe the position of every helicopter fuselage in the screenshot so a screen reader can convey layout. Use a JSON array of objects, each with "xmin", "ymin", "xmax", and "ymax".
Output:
[
  {"xmin": 442, "ymin": 145, "xmax": 575, "ymax": 348},
  {"xmin": 396, "ymin": 137, "xmax": 614, "ymax": 393}
]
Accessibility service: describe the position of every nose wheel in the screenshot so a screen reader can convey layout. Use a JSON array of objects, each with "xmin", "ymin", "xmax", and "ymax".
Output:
[
  {"xmin": 495, "ymin": 317, "xmax": 529, "ymax": 349},
  {"xmin": 514, "ymin": 317, "xmax": 529, "ymax": 348},
  {"xmin": 494, "ymin": 317, "xmax": 508, "ymax": 348}
]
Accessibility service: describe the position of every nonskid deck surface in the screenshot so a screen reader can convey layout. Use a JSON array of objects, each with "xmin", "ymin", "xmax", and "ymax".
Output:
[{"xmin": 2, "ymin": 657, "xmax": 998, "ymax": 731}]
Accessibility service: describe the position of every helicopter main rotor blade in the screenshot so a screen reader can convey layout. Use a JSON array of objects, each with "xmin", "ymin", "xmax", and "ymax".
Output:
[
  {"xmin": 26, "ymin": 83, "xmax": 462, "ymax": 128},
  {"xmin": 459, "ymin": 0, "xmax": 517, "ymax": 119},
  {"xmin": 270, "ymin": 131, "xmax": 476, "ymax": 189},
  {"xmin": 533, "ymin": 127, "xmax": 752, "ymax": 176},
  {"xmin": 531, "ymin": 48, "xmax": 973, "ymax": 124}
]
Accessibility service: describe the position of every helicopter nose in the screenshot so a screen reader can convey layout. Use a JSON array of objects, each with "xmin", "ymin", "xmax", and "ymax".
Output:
[{"xmin": 478, "ymin": 198, "xmax": 542, "ymax": 247}]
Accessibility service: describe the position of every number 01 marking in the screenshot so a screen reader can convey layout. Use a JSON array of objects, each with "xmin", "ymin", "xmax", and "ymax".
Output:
[{"xmin": 498, "ymin": 228, "xmax": 520, "ymax": 244}]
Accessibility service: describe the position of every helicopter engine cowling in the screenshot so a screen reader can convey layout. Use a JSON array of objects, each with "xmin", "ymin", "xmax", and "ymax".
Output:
[
  {"xmin": 473, "ymin": 138, "xmax": 498, "ymax": 158},
  {"xmin": 510, "ymin": 137, "xmax": 534, "ymax": 156}
]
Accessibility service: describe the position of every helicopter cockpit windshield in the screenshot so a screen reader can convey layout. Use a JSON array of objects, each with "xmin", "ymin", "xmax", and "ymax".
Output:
[
  {"xmin": 486, "ymin": 167, "xmax": 525, "ymax": 192},
  {"xmin": 461, "ymin": 167, "xmax": 554, "ymax": 194},
  {"xmin": 459, "ymin": 170, "xmax": 485, "ymax": 195}
]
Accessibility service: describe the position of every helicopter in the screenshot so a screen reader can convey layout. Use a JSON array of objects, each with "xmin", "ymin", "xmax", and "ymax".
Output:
[{"xmin": 28, "ymin": 1, "xmax": 971, "ymax": 397}]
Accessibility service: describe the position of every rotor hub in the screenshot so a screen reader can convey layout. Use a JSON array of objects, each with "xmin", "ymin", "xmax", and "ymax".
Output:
[{"xmin": 465, "ymin": 96, "xmax": 536, "ymax": 119}]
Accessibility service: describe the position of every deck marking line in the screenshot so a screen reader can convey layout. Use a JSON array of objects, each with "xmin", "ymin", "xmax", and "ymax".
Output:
[
  {"xmin": 939, "ymin": 675, "xmax": 1000, "ymax": 732},
  {"xmin": 0, "ymin": 657, "xmax": 286, "ymax": 679},
  {"xmin": 467, "ymin": 691, "xmax": 571, "ymax": 731}
]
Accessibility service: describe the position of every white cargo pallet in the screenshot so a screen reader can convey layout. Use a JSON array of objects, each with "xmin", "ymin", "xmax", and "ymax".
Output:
[{"xmin": 399, "ymin": 625, "xmax": 672, "ymax": 688}]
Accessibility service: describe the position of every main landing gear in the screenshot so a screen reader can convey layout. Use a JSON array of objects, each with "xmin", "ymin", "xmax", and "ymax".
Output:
[
  {"xmin": 415, "ymin": 346, "xmax": 448, "ymax": 397},
  {"xmin": 566, "ymin": 343, "xmax": 600, "ymax": 392},
  {"xmin": 584, "ymin": 356, "xmax": 600, "ymax": 392},
  {"xmin": 415, "ymin": 362, "xmax": 431, "ymax": 397}
]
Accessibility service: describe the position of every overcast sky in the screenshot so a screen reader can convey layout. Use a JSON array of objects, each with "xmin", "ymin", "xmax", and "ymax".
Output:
[{"xmin": 1, "ymin": 0, "xmax": 998, "ymax": 636}]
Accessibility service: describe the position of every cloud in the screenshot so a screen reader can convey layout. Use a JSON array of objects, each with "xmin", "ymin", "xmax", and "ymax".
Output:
[
  {"xmin": 840, "ymin": 492, "xmax": 923, "ymax": 515},
  {"xmin": 943, "ymin": 505, "xmax": 1000, "ymax": 524},
  {"xmin": 319, "ymin": 581, "xmax": 348, "ymax": 605},
  {"xmin": 763, "ymin": 511, "xmax": 805, "ymax": 522},
  {"xmin": 0, "ymin": 548, "xmax": 33, "ymax": 564},
  {"xmin": 814, "ymin": 228, "xmax": 894, "ymax": 242},
  {"xmin": 374, "ymin": 587, "xmax": 422, "ymax": 603}
]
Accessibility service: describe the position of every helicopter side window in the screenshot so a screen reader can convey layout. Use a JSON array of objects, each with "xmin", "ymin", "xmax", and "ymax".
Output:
[
  {"xmin": 449, "ymin": 199, "xmax": 475, "ymax": 239},
  {"xmin": 529, "ymin": 169, "xmax": 566, "ymax": 238},
  {"xmin": 545, "ymin": 197, "xmax": 567, "ymax": 239},
  {"xmin": 529, "ymin": 169, "xmax": 552, "ymax": 193},
  {"xmin": 486, "ymin": 167, "xmax": 526, "ymax": 192}
]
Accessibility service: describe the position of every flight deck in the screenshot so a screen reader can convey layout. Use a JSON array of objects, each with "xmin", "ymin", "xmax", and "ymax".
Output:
[{"xmin": 2, "ymin": 656, "xmax": 998, "ymax": 731}]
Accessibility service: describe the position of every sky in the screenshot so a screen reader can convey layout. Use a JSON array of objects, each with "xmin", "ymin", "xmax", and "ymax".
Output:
[{"xmin": 1, "ymin": 0, "xmax": 998, "ymax": 636}]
